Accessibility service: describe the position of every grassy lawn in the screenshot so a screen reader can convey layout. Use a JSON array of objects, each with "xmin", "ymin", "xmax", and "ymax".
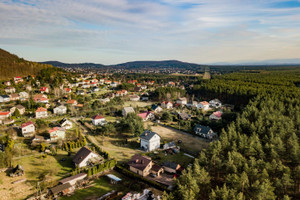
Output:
[
  {"xmin": 105, "ymin": 116, "xmax": 118, "ymax": 122},
  {"xmin": 123, "ymin": 101, "xmax": 154, "ymax": 108},
  {"xmin": 60, "ymin": 172, "xmax": 129, "ymax": 200},
  {"xmin": 12, "ymin": 149, "xmax": 73, "ymax": 182}
]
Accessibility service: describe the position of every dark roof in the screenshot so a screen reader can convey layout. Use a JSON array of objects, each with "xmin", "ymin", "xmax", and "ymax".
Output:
[
  {"xmin": 140, "ymin": 130, "xmax": 160, "ymax": 141},
  {"xmin": 151, "ymin": 104, "xmax": 158, "ymax": 110},
  {"xmin": 1, "ymin": 95, "xmax": 10, "ymax": 98},
  {"xmin": 178, "ymin": 112, "xmax": 191, "ymax": 120},
  {"xmin": 163, "ymin": 161, "xmax": 180, "ymax": 170},
  {"xmin": 59, "ymin": 173, "xmax": 87, "ymax": 185},
  {"xmin": 128, "ymin": 154, "xmax": 152, "ymax": 171},
  {"xmin": 194, "ymin": 124, "xmax": 213, "ymax": 135},
  {"xmin": 72, "ymin": 147, "xmax": 93, "ymax": 164},
  {"xmin": 50, "ymin": 183, "xmax": 72, "ymax": 194},
  {"xmin": 151, "ymin": 164, "xmax": 163, "ymax": 172}
]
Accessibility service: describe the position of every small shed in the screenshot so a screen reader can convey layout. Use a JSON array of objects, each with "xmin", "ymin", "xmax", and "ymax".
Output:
[
  {"xmin": 106, "ymin": 174, "xmax": 122, "ymax": 184},
  {"xmin": 10, "ymin": 165, "xmax": 24, "ymax": 177}
]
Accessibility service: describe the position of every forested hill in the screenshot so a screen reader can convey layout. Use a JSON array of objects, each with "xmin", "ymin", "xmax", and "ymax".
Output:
[
  {"xmin": 42, "ymin": 60, "xmax": 205, "ymax": 70},
  {"xmin": 0, "ymin": 48, "xmax": 52, "ymax": 80}
]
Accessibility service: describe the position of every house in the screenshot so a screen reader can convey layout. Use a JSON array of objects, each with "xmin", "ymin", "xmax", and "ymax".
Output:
[
  {"xmin": 10, "ymin": 105, "xmax": 25, "ymax": 115},
  {"xmin": 100, "ymin": 97, "xmax": 110, "ymax": 104},
  {"xmin": 49, "ymin": 127, "xmax": 66, "ymax": 142},
  {"xmin": 176, "ymin": 97, "xmax": 187, "ymax": 105},
  {"xmin": 19, "ymin": 91, "xmax": 29, "ymax": 100},
  {"xmin": 140, "ymin": 95, "xmax": 149, "ymax": 101},
  {"xmin": 209, "ymin": 111, "xmax": 223, "ymax": 120},
  {"xmin": 151, "ymin": 105, "xmax": 163, "ymax": 113},
  {"xmin": 73, "ymin": 146, "xmax": 102, "ymax": 168},
  {"xmin": 110, "ymin": 82, "xmax": 118, "ymax": 88},
  {"xmin": 0, "ymin": 111, "xmax": 11, "ymax": 120},
  {"xmin": 104, "ymin": 80, "xmax": 112, "ymax": 85},
  {"xmin": 130, "ymin": 95, "xmax": 140, "ymax": 101},
  {"xmin": 67, "ymin": 99, "xmax": 78, "ymax": 106},
  {"xmin": 35, "ymin": 107, "xmax": 48, "ymax": 118},
  {"xmin": 92, "ymin": 87, "xmax": 99, "ymax": 92},
  {"xmin": 21, "ymin": 121, "xmax": 35, "ymax": 137},
  {"xmin": 163, "ymin": 141, "xmax": 176, "ymax": 150},
  {"xmin": 53, "ymin": 105, "xmax": 67, "ymax": 115},
  {"xmin": 137, "ymin": 112, "xmax": 155, "ymax": 121},
  {"xmin": 60, "ymin": 118, "xmax": 73, "ymax": 129},
  {"xmin": 40, "ymin": 87, "xmax": 49, "ymax": 93},
  {"xmin": 25, "ymin": 85, "xmax": 32, "ymax": 91},
  {"xmin": 92, "ymin": 115, "xmax": 106, "ymax": 126},
  {"xmin": 14, "ymin": 76, "xmax": 23, "ymax": 84},
  {"xmin": 49, "ymin": 183, "xmax": 75, "ymax": 197},
  {"xmin": 31, "ymin": 135, "xmax": 44, "ymax": 145},
  {"xmin": 59, "ymin": 173, "xmax": 87, "ymax": 186},
  {"xmin": 64, "ymin": 88, "xmax": 72, "ymax": 93},
  {"xmin": 33, "ymin": 94, "xmax": 49, "ymax": 103},
  {"xmin": 194, "ymin": 124, "xmax": 217, "ymax": 140},
  {"xmin": 4, "ymin": 81, "xmax": 11, "ymax": 86},
  {"xmin": 140, "ymin": 130, "xmax": 161, "ymax": 152},
  {"xmin": 150, "ymin": 164, "xmax": 164, "ymax": 177},
  {"xmin": 128, "ymin": 154, "xmax": 153, "ymax": 177},
  {"xmin": 122, "ymin": 107, "xmax": 135, "ymax": 116},
  {"xmin": 178, "ymin": 112, "xmax": 191, "ymax": 120},
  {"xmin": 161, "ymin": 101, "xmax": 173, "ymax": 109},
  {"xmin": 0, "ymin": 95, "xmax": 10, "ymax": 102},
  {"xmin": 140, "ymin": 85, "xmax": 147, "ymax": 90},
  {"xmin": 162, "ymin": 162, "xmax": 181, "ymax": 174},
  {"xmin": 197, "ymin": 101, "xmax": 210, "ymax": 110},
  {"xmin": 10, "ymin": 93, "xmax": 20, "ymax": 101},
  {"xmin": 5, "ymin": 87, "xmax": 16, "ymax": 94},
  {"xmin": 209, "ymin": 99, "xmax": 222, "ymax": 108}
]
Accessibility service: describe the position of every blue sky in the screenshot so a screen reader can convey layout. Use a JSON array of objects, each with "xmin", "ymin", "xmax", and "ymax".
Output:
[{"xmin": 1, "ymin": 0, "xmax": 300, "ymax": 64}]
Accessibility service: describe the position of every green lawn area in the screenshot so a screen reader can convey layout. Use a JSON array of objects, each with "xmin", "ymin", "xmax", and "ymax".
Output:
[
  {"xmin": 61, "ymin": 172, "xmax": 129, "ymax": 200},
  {"xmin": 123, "ymin": 101, "xmax": 154, "ymax": 108},
  {"xmin": 13, "ymin": 149, "xmax": 73, "ymax": 182},
  {"xmin": 146, "ymin": 151, "xmax": 194, "ymax": 168}
]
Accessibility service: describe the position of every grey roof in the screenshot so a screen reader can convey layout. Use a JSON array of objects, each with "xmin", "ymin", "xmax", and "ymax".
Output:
[
  {"xmin": 123, "ymin": 107, "xmax": 135, "ymax": 113},
  {"xmin": 106, "ymin": 174, "xmax": 122, "ymax": 182},
  {"xmin": 50, "ymin": 183, "xmax": 72, "ymax": 194},
  {"xmin": 163, "ymin": 161, "xmax": 179, "ymax": 170},
  {"xmin": 59, "ymin": 173, "xmax": 87, "ymax": 185},
  {"xmin": 140, "ymin": 130, "xmax": 160, "ymax": 141},
  {"xmin": 194, "ymin": 124, "xmax": 212, "ymax": 135}
]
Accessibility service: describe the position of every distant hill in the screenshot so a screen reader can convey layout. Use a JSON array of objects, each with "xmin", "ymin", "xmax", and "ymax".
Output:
[
  {"xmin": 0, "ymin": 48, "xmax": 51, "ymax": 80},
  {"xmin": 42, "ymin": 60, "xmax": 205, "ymax": 70}
]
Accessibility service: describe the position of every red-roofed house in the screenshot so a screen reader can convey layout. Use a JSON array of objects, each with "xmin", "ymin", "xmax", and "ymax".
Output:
[
  {"xmin": 0, "ymin": 111, "xmax": 11, "ymax": 120},
  {"xmin": 161, "ymin": 101, "xmax": 173, "ymax": 109},
  {"xmin": 49, "ymin": 127, "xmax": 65, "ymax": 142},
  {"xmin": 197, "ymin": 101, "xmax": 210, "ymax": 110},
  {"xmin": 35, "ymin": 107, "xmax": 48, "ymax": 118},
  {"xmin": 64, "ymin": 88, "xmax": 72, "ymax": 93},
  {"xmin": 40, "ymin": 87, "xmax": 49, "ymax": 93},
  {"xmin": 209, "ymin": 111, "xmax": 223, "ymax": 120},
  {"xmin": 67, "ymin": 99, "xmax": 78, "ymax": 106},
  {"xmin": 21, "ymin": 121, "xmax": 35, "ymax": 137},
  {"xmin": 14, "ymin": 76, "xmax": 23, "ymax": 84},
  {"xmin": 92, "ymin": 115, "xmax": 106, "ymax": 126},
  {"xmin": 137, "ymin": 112, "xmax": 155, "ymax": 121},
  {"xmin": 33, "ymin": 94, "xmax": 49, "ymax": 103}
]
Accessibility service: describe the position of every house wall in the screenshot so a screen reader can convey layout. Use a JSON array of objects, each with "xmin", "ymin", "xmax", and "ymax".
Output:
[
  {"xmin": 36, "ymin": 111, "xmax": 47, "ymax": 118},
  {"xmin": 78, "ymin": 152, "xmax": 99, "ymax": 168},
  {"xmin": 50, "ymin": 131, "xmax": 65, "ymax": 141},
  {"xmin": 22, "ymin": 124, "xmax": 35, "ymax": 136},
  {"xmin": 92, "ymin": 118, "xmax": 105, "ymax": 126}
]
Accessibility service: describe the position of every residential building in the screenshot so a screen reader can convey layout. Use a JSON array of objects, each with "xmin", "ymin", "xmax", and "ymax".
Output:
[
  {"xmin": 122, "ymin": 107, "xmax": 135, "ymax": 116},
  {"xmin": 151, "ymin": 105, "xmax": 163, "ymax": 113},
  {"xmin": 0, "ymin": 95, "xmax": 10, "ymax": 102},
  {"xmin": 128, "ymin": 154, "xmax": 153, "ymax": 177},
  {"xmin": 140, "ymin": 130, "xmax": 161, "ymax": 152},
  {"xmin": 35, "ymin": 107, "xmax": 48, "ymax": 118},
  {"xmin": 10, "ymin": 93, "xmax": 20, "ymax": 101},
  {"xmin": 0, "ymin": 111, "xmax": 11, "ymax": 120},
  {"xmin": 197, "ymin": 101, "xmax": 210, "ymax": 110},
  {"xmin": 5, "ymin": 87, "xmax": 16, "ymax": 94},
  {"xmin": 161, "ymin": 101, "xmax": 173, "ymax": 109},
  {"xmin": 53, "ymin": 105, "xmax": 67, "ymax": 115},
  {"xmin": 49, "ymin": 183, "xmax": 75, "ymax": 197},
  {"xmin": 60, "ymin": 118, "xmax": 73, "ymax": 129},
  {"xmin": 49, "ymin": 127, "xmax": 66, "ymax": 142},
  {"xmin": 21, "ymin": 121, "xmax": 35, "ymax": 137},
  {"xmin": 59, "ymin": 173, "xmax": 87, "ymax": 186},
  {"xmin": 73, "ymin": 147, "xmax": 102, "ymax": 168},
  {"xmin": 162, "ymin": 162, "xmax": 181, "ymax": 174},
  {"xmin": 178, "ymin": 112, "xmax": 191, "ymax": 120},
  {"xmin": 92, "ymin": 115, "xmax": 106, "ymax": 126},
  {"xmin": 137, "ymin": 112, "xmax": 155, "ymax": 121},
  {"xmin": 194, "ymin": 124, "xmax": 217, "ymax": 140},
  {"xmin": 66, "ymin": 99, "xmax": 78, "ymax": 106},
  {"xmin": 40, "ymin": 87, "xmax": 49, "ymax": 93},
  {"xmin": 209, "ymin": 111, "xmax": 223, "ymax": 120},
  {"xmin": 129, "ymin": 95, "xmax": 140, "ymax": 101},
  {"xmin": 10, "ymin": 105, "xmax": 25, "ymax": 115},
  {"xmin": 19, "ymin": 91, "xmax": 29, "ymax": 100},
  {"xmin": 209, "ymin": 99, "xmax": 222, "ymax": 108},
  {"xmin": 14, "ymin": 76, "xmax": 23, "ymax": 84},
  {"xmin": 33, "ymin": 94, "xmax": 49, "ymax": 103}
]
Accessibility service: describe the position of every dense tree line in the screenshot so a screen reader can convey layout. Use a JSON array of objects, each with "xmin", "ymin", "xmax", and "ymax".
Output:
[
  {"xmin": 163, "ymin": 94, "xmax": 300, "ymax": 200},
  {"xmin": 152, "ymin": 87, "xmax": 185, "ymax": 101}
]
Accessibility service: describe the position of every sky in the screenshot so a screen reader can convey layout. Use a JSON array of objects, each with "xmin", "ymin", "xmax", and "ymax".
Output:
[{"xmin": 1, "ymin": 0, "xmax": 300, "ymax": 64}]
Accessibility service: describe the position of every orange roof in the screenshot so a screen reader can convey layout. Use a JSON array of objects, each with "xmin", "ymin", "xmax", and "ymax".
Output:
[
  {"xmin": 67, "ymin": 100, "xmax": 77, "ymax": 104},
  {"xmin": 36, "ymin": 107, "xmax": 47, "ymax": 112},
  {"xmin": 49, "ymin": 127, "xmax": 64, "ymax": 133},
  {"xmin": 92, "ymin": 115, "xmax": 104, "ymax": 119},
  {"xmin": 0, "ymin": 111, "xmax": 10, "ymax": 116},
  {"xmin": 200, "ymin": 101, "xmax": 209, "ymax": 105},
  {"xmin": 21, "ymin": 121, "xmax": 34, "ymax": 128}
]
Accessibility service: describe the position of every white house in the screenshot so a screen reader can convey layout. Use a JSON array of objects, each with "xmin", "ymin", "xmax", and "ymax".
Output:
[
  {"xmin": 19, "ymin": 91, "xmax": 29, "ymax": 100},
  {"xmin": 209, "ymin": 99, "xmax": 222, "ymax": 108},
  {"xmin": 122, "ymin": 107, "xmax": 135, "ymax": 116},
  {"xmin": 176, "ymin": 97, "xmax": 187, "ymax": 105},
  {"xmin": 73, "ymin": 147, "xmax": 102, "ymax": 168},
  {"xmin": 130, "ymin": 95, "xmax": 140, "ymax": 101},
  {"xmin": 60, "ymin": 118, "xmax": 73, "ymax": 129},
  {"xmin": 49, "ymin": 127, "xmax": 66, "ymax": 142},
  {"xmin": 53, "ymin": 105, "xmax": 67, "ymax": 115},
  {"xmin": 161, "ymin": 101, "xmax": 173, "ymax": 109},
  {"xmin": 92, "ymin": 115, "xmax": 106, "ymax": 126},
  {"xmin": 197, "ymin": 101, "xmax": 210, "ymax": 110},
  {"xmin": 35, "ymin": 107, "xmax": 48, "ymax": 118},
  {"xmin": 21, "ymin": 121, "xmax": 35, "ymax": 137},
  {"xmin": 5, "ymin": 87, "xmax": 16, "ymax": 94},
  {"xmin": 0, "ymin": 95, "xmax": 10, "ymax": 103},
  {"xmin": 152, "ymin": 105, "xmax": 163, "ymax": 113},
  {"xmin": 140, "ymin": 130, "xmax": 161, "ymax": 152},
  {"xmin": 137, "ymin": 112, "xmax": 155, "ymax": 121},
  {"xmin": 0, "ymin": 111, "xmax": 11, "ymax": 120}
]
